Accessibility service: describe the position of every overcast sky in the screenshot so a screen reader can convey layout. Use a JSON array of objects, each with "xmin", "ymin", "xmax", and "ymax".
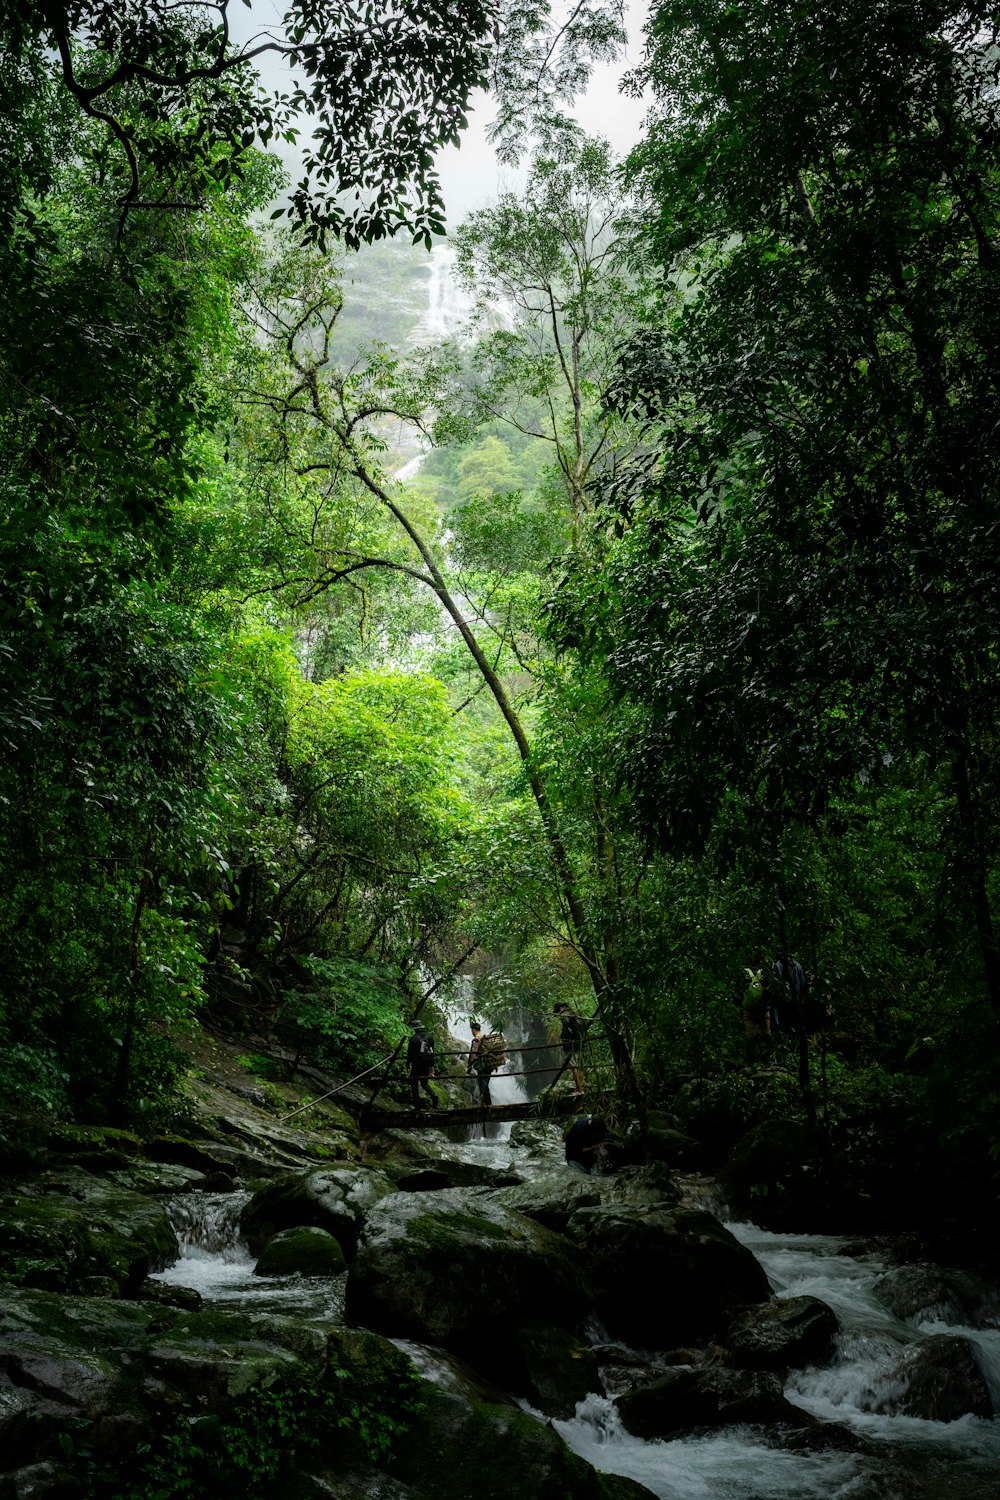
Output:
[
  {"xmin": 434, "ymin": 15, "xmax": 650, "ymax": 219},
  {"xmin": 234, "ymin": 2, "xmax": 650, "ymax": 229}
]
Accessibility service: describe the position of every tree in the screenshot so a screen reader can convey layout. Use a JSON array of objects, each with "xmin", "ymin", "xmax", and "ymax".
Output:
[
  {"xmin": 604, "ymin": 0, "xmax": 1000, "ymax": 1010},
  {"xmin": 449, "ymin": 131, "xmax": 652, "ymax": 538},
  {"xmin": 5, "ymin": 0, "xmax": 626, "ymax": 245}
]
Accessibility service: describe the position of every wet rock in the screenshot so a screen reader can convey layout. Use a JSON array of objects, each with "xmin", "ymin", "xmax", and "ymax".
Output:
[
  {"xmin": 363, "ymin": 1131, "xmax": 522, "ymax": 1191},
  {"xmin": 727, "ymin": 1295, "xmax": 839, "ymax": 1370},
  {"xmin": 144, "ymin": 1135, "xmax": 237, "ymax": 1185},
  {"xmin": 603, "ymin": 1161, "xmax": 683, "ymax": 1212},
  {"xmin": 491, "ymin": 1317, "xmax": 602, "ymax": 1418},
  {"xmin": 0, "ymin": 1286, "xmax": 423, "ymax": 1491},
  {"xmin": 593, "ymin": 1346, "xmax": 671, "ymax": 1400},
  {"xmin": 642, "ymin": 1124, "xmax": 704, "ymax": 1170},
  {"xmin": 487, "ymin": 1160, "xmax": 680, "ymax": 1237},
  {"xmin": 871, "ymin": 1265, "xmax": 1000, "ymax": 1329},
  {"xmin": 487, "ymin": 1171, "xmax": 605, "ymax": 1233},
  {"xmin": 564, "ymin": 1206, "xmax": 770, "ymax": 1348},
  {"xmin": 0, "ymin": 1175, "xmax": 178, "ymax": 1295},
  {"xmin": 859, "ymin": 1333, "xmax": 993, "ymax": 1421},
  {"xmin": 136, "ymin": 1278, "xmax": 203, "ymax": 1311},
  {"xmin": 345, "ymin": 1189, "xmax": 593, "ymax": 1347},
  {"xmin": 508, "ymin": 1120, "xmax": 565, "ymax": 1161},
  {"xmin": 616, "ymin": 1366, "xmax": 808, "ymax": 1437},
  {"xmin": 386, "ymin": 1385, "xmax": 657, "ymax": 1500},
  {"xmin": 394, "ymin": 1340, "xmax": 520, "ymax": 1407},
  {"xmin": 240, "ymin": 1165, "xmax": 395, "ymax": 1257},
  {"xmin": 254, "ymin": 1225, "xmax": 346, "ymax": 1278}
]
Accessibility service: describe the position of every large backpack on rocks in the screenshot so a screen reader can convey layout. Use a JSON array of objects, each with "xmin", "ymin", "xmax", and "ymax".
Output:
[{"xmin": 479, "ymin": 1033, "xmax": 508, "ymax": 1073}]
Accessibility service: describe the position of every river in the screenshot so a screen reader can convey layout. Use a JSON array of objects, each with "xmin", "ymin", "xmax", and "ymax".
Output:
[{"xmin": 153, "ymin": 1110, "xmax": 1000, "ymax": 1500}]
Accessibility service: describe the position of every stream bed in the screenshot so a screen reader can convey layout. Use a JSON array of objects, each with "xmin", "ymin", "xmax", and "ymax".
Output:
[{"xmin": 152, "ymin": 1111, "xmax": 1000, "ymax": 1500}]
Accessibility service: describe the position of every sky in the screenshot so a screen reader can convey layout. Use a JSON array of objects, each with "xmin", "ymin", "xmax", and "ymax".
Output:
[
  {"xmin": 433, "ymin": 15, "xmax": 650, "ymax": 219},
  {"xmin": 232, "ymin": 2, "xmax": 650, "ymax": 227}
]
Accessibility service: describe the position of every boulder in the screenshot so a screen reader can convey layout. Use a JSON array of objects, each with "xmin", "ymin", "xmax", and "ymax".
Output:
[
  {"xmin": 254, "ymin": 1226, "xmax": 347, "ymax": 1278},
  {"xmin": 0, "ymin": 1285, "xmax": 655, "ymax": 1500},
  {"xmin": 564, "ymin": 1206, "xmax": 770, "ymax": 1347},
  {"xmin": 603, "ymin": 1161, "xmax": 682, "ymax": 1212},
  {"xmin": 726, "ymin": 1295, "xmax": 839, "ymax": 1370},
  {"xmin": 144, "ymin": 1135, "xmax": 237, "ymax": 1185},
  {"xmin": 362, "ymin": 1130, "xmax": 523, "ymax": 1190},
  {"xmin": 859, "ymin": 1333, "xmax": 993, "ymax": 1422},
  {"xmin": 386, "ymin": 1384, "xmax": 657, "ymax": 1500},
  {"xmin": 491, "ymin": 1317, "xmax": 602, "ymax": 1418},
  {"xmin": 345, "ymin": 1189, "xmax": 593, "ymax": 1348},
  {"xmin": 240, "ymin": 1166, "xmax": 395, "ymax": 1257},
  {"xmin": 487, "ymin": 1160, "xmax": 680, "ymax": 1237},
  {"xmin": 593, "ymin": 1346, "xmax": 672, "ymax": 1400},
  {"xmin": 871, "ymin": 1265, "xmax": 1000, "ymax": 1329},
  {"xmin": 616, "ymin": 1366, "xmax": 811, "ymax": 1438},
  {"xmin": 508, "ymin": 1120, "xmax": 566, "ymax": 1162},
  {"xmin": 487, "ymin": 1172, "xmax": 606, "ymax": 1234},
  {"xmin": 641, "ymin": 1124, "xmax": 704, "ymax": 1170},
  {"xmin": 0, "ymin": 1175, "xmax": 178, "ymax": 1295}
]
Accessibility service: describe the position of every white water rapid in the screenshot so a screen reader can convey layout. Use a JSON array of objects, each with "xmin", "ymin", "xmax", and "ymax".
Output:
[
  {"xmin": 150, "ymin": 1100, "xmax": 1000, "ymax": 1499},
  {"xmin": 153, "ymin": 1190, "xmax": 347, "ymax": 1319},
  {"xmin": 546, "ymin": 1220, "xmax": 1000, "ymax": 1500}
]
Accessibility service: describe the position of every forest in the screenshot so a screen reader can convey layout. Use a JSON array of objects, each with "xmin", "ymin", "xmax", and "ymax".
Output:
[{"xmin": 3, "ymin": 0, "xmax": 1000, "ymax": 1266}]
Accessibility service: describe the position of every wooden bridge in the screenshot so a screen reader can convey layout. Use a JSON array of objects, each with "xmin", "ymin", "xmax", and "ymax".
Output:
[{"xmin": 362, "ymin": 1092, "xmax": 605, "ymax": 1131}]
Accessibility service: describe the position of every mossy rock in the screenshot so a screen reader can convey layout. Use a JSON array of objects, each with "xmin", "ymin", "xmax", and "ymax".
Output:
[
  {"xmin": 144, "ymin": 1134, "xmax": 237, "ymax": 1182},
  {"xmin": 491, "ymin": 1317, "xmax": 602, "ymax": 1418},
  {"xmin": 254, "ymin": 1226, "xmax": 347, "ymax": 1278},
  {"xmin": 616, "ymin": 1366, "xmax": 805, "ymax": 1438},
  {"xmin": 387, "ymin": 1386, "xmax": 657, "ymax": 1500},
  {"xmin": 717, "ymin": 1120, "xmax": 821, "ymax": 1226},
  {"xmin": 0, "ymin": 1190, "xmax": 176, "ymax": 1295},
  {"xmin": 564, "ymin": 1206, "xmax": 770, "ymax": 1348},
  {"xmin": 45, "ymin": 1125, "xmax": 143, "ymax": 1159},
  {"xmin": 346, "ymin": 1189, "xmax": 593, "ymax": 1348},
  {"xmin": 241, "ymin": 1165, "xmax": 396, "ymax": 1258}
]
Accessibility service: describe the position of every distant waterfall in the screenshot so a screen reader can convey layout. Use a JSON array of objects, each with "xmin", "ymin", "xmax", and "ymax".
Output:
[{"xmin": 416, "ymin": 243, "xmax": 473, "ymax": 343}]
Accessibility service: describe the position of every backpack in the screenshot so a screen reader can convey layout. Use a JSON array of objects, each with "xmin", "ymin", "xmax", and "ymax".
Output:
[
  {"xmin": 418, "ymin": 1033, "xmax": 434, "ymax": 1058},
  {"xmin": 479, "ymin": 1032, "xmax": 507, "ymax": 1073}
]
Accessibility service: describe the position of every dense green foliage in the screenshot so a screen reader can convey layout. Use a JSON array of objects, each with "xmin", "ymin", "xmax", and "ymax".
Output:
[{"xmin": 3, "ymin": 0, "xmax": 999, "ymax": 1231}]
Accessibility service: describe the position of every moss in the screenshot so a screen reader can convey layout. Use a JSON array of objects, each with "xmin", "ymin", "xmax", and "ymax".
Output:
[
  {"xmin": 386, "ymin": 1388, "xmax": 638, "ymax": 1500},
  {"xmin": 405, "ymin": 1210, "xmax": 511, "ymax": 1246},
  {"xmin": 46, "ymin": 1124, "xmax": 143, "ymax": 1157},
  {"xmin": 0, "ymin": 1194, "xmax": 174, "ymax": 1294}
]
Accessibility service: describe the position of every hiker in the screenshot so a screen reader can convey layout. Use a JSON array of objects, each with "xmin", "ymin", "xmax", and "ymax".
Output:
[
  {"xmin": 407, "ymin": 1023, "xmax": 439, "ymax": 1111},
  {"xmin": 554, "ymin": 1001, "xmax": 587, "ymax": 1095},
  {"xmin": 736, "ymin": 959, "xmax": 772, "ymax": 1064},
  {"xmin": 564, "ymin": 1114, "xmax": 615, "ymax": 1174},
  {"xmin": 770, "ymin": 952, "xmax": 807, "ymax": 1037},
  {"xmin": 467, "ymin": 1021, "xmax": 492, "ymax": 1107}
]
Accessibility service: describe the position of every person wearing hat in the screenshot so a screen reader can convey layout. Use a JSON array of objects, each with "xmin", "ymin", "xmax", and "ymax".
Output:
[{"xmin": 553, "ymin": 1002, "xmax": 586, "ymax": 1095}]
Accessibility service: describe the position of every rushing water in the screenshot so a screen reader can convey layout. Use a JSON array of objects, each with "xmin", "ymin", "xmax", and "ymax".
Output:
[
  {"xmin": 153, "ymin": 1191, "xmax": 346, "ymax": 1319},
  {"xmin": 547, "ymin": 1220, "xmax": 1000, "ymax": 1500},
  {"xmin": 152, "ymin": 1127, "xmax": 999, "ymax": 1499}
]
